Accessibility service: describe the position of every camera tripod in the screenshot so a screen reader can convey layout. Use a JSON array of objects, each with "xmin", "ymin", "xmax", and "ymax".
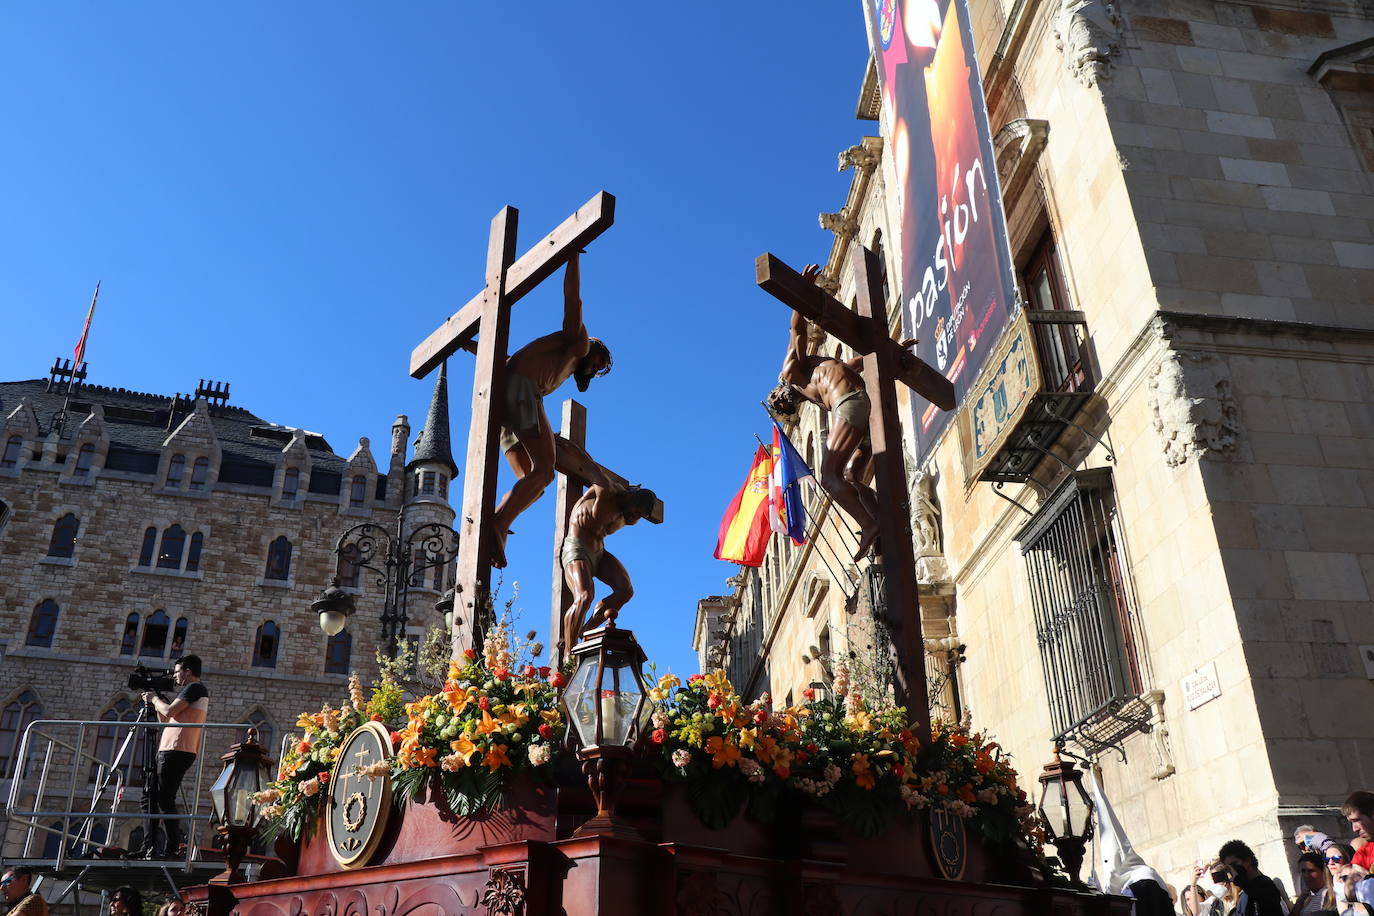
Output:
[{"xmin": 68, "ymin": 698, "xmax": 163, "ymax": 859}]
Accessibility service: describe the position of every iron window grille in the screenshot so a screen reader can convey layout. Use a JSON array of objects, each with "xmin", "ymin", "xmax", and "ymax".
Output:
[{"xmin": 1017, "ymin": 469, "xmax": 1148, "ymax": 749}]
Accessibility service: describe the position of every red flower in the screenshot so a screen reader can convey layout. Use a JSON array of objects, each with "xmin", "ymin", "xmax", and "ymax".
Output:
[
  {"xmin": 538, "ymin": 724, "xmax": 554, "ymax": 740},
  {"xmin": 549, "ymin": 671, "xmax": 567, "ymax": 688},
  {"xmin": 493, "ymin": 667, "xmax": 510, "ymax": 681},
  {"xmin": 651, "ymin": 729, "xmax": 667, "ymax": 744},
  {"xmin": 806, "ymin": 743, "xmax": 818, "ymax": 754},
  {"xmin": 707, "ymin": 694, "xmax": 722, "ymax": 710},
  {"xmin": 297, "ymin": 741, "xmax": 310, "ymax": 754},
  {"xmin": 370, "ymin": 714, "xmax": 382, "ymax": 722},
  {"xmin": 523, "ymin": 665, "xmax": 537, "ymax": 678},
  {"xmin": 538, "ymin": 666, "xmax": 551, "ymax": 678},
  {"xmin": 688, "ymin": 673, "xmax": 705, "ymax": 683},
  {"xmin": 319, "ymin": 772, "xmax": 330, "ymax": 784},
  {"xmin": 796, "ymin": 750, "xmax": 810, "ymax": 763},
  {"xmin": 892, "ymin": 764, "xmax": 905, "ymax": 778},
  {"xmin": 464, "ymin": 648, "xmax": 477, "ymax": 660},
  {"xmin": 802, "ymin": 688, "xmax": 816, "ymax": 701},
  {"xmin": 754, "ymin": 710, "xmax": 767, "ymax": 724},
  {"xmin": 390, "ymin": 732, "xmax": 402, "ymax": 746},
  {"xmin": 478, "ymin": 696, "xmax": 490, "ymax": 711},
  {"xmin": 898, "ymin": 729, "xmax": 912, "ymax": 742}
]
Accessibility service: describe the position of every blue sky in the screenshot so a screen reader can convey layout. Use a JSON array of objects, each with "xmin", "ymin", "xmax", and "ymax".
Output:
[{"xmin": 1, "ymin": 3, "xmax": 871, "ymax": 679}]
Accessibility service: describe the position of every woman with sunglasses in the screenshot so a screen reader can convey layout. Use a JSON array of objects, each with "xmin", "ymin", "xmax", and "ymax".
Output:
[
  {"xmin": 109, "ymin": 885, "xmax": 143, "ymax": 915},
  {"xmin": 1199, "ymin": 859, "xmax": 1242, "ymax": 916},
  {"xmin": 1331, "ymin": 845, "xmax": 1359, "ymax": 882},
  {"xmin": 1294, "ymin": 852, "xmax": 1337, "ymax": 915}
]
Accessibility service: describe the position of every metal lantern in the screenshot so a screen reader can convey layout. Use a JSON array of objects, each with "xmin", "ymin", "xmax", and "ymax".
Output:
[
  {"xmin": 208, "ymin": 729, "xmax": 274, "ymax": 885},
  {"xmin": 312, "ymin": 578, "xmax": 355, "ymax": 638},
  {"xmin": 560, "ymin": 621, "xmax": 648, "ymax": 838},
  {"xmin": 1037, "ymin": 747, "xmax": 1096, "ymax": 887},
  {"xmin": 435, "ymin": 587, "xmax": 457, "ymax": 634}
]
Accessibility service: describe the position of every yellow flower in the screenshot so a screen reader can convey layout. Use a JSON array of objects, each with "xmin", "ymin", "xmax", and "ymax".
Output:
[
  {"xmin": 443, "ymin": 683, "xmax": 476, "ymax": 714},
  {"xmin": 483, "ymin": 744, "xmax": 512, "ymax": 772},
  {"xmin": 499, "ymin": 704, "xmax": 530, "ymax": 728},
  {"xmin": 737, "ymin": 728, "xmax": 757, "ymax": 751},
  {"xmin": 450, "ymin": 735, "xmax": 479, "ymax": 765},
  {"xmin": 475, "ymin": 710, "xmax": 503, "ymax": 737},
  {"xmin": 846, "ymin": 710, "xmax": 874, "ymax": 733},
  {"xmin": 648, "ymin": 688, "xmax": 666, "ymax": 703},
  {"xmin": 852, "ymin": 753, "xmax": 876, "ymax": 790},
  {"xmin": 539, "ymin": 709, "xmax": 562, "ymax": 725},
  {"xmin": 295, "ymin": 713, "xmax": 316, "ymax": 730},
  {"xmin": 705, "ymin": 735, "xmax": 741, "ymax": 769},
  {"xmin": 657, "ymin": 674, "xmax": 681, "ymax": 691}
]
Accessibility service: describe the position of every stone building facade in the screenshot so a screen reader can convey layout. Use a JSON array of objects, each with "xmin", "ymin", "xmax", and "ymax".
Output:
[
  {"xmin": 0, "ymin": 365, "xmax": 456, "ymax": 856},
  {"xmin": 698, "ymin": 0, "xmax": 1374, "ymax": 891}
]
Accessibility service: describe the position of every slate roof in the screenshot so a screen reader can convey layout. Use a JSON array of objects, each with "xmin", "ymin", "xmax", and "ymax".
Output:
[
  {"xmin": 408, "ymin": 363, "xmax": 457, "ymax": 476},
  {"xmin": 0, "ymin": 378, "xmax": 350, "ymax": 476}
]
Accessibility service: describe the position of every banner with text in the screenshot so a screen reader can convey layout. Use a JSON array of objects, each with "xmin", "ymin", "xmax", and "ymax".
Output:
[{"xmin": 862, "ymin": 0, "xmax": 1020, "ymax": 464}]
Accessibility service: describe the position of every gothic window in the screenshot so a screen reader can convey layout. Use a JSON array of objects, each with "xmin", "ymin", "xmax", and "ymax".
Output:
[
  {"xmin": 140, "ymin": 610, "xmax": 170, "ymax": 658},
  {"xmin": 74, "ymin": 443, "xmax": 95, "ymax": 478},
  {"xmin": 437, "ymin": 474, "xmax": 448, "ymax": 499},
  {"xmin": 157, "ymin": 525, "xmax": 186, "ymax": 569},
  {"xmin": 1, "ymin": 435, "xmax": 21, "ymax": 468},
  {"xmin": 189, "ymin": 457, "xmax": 209, "ymax": 491},
  {"xmin": 325, "ymin": 631, "xmax": 352, "ymax": 675},
  {"xmin": 265, "ymin": 537, "xmax": 292, "ymax": 581},
  {"xmin": 1020, "ymin": 230, "xmax": 1086, "ymax": 394},
  {"xmin": 1019, "ymin": 469, "xmax": 1145, "ymax": 744},
  {"xmin": 243, "ymin": 709, "xmax": 274, "ymax": 759},
  {"xmin": 0, "ymin": 689, "xmax": 43, "ymax": 779},
  {"xmin": 421, "ymin": 471, "xmax": 436, "ymax": 495},
  {"xmin": 166, "ymin": 454, "xmax": 185, "ymax": 487},
  {"xmin": 138, "ymin": 527, "xmax": 157, "ymax": 567},
  {"xmin": 282, "ymin": 466, "xmax": 299, "ymax": 500},
  {"xmin": 91, "ymin": 697, "xmax": 149, "ymax": 787},
  {"xmin": 252, "ymin": 621, "xmax": 280, "ymax": 669},
  {"xmin": 171, "ymin": 617, "xmax": 189, "ymax": 655},
  {"xmin": 119, "ymin": 614, "xmax": 140, "ymax": 656},
  {"xmin": 337, "ymin": 542, "xmax": 361, "ymax": 588},
  {"xmin": 26, "ymin": 599, "xmax": 59, "ymax": 648},
  {"xmin": 48, "ymin": 513, "xmax": 79, "ymax": 558},
  {"xmin": 349, "ymin": 475, "xmax": 367, "ymax": 507},
  {"xmin": 186, "ymin": 532, "xmax": 204, "ymax": 572}
]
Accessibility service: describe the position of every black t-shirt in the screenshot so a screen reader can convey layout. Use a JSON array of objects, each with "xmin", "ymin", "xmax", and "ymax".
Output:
[
  {"xmin": 176, "ymin": 682, "xmax": 209, "ymax": 705},
  {"xmin": 1240, "ymin": 873, "xmax": 1284, "ymax": 916}
]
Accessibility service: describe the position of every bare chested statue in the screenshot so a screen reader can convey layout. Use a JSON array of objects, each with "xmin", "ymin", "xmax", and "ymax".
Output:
[
  {"xmin": 765, "ymin": 264, "xmax": 914, "ymax": 560},
  {"xmin": 561, "ymin": 480, "xmax": 658, "ymax": 648},
  {"xmin": 492, "ymin": 252, "xmax": 612, "ymax": 568}
]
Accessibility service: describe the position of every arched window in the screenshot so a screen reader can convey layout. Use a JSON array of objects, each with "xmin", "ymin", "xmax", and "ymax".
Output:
[
  {"xmin": 119, "ymin": 614, "xmax": 140, "ymax": 656},
  {"xmin": 91, "ymin": 697, "xmax": 149, "ymax": 787},
  {"xmin": 74, "ymin": 443, "xmax": 95, "ymax": 478},
  {"xmin": 48, "ymin": 513, "xmax": 79, "ymax": 558},
  {"xmin": 165, "ymin": 454, "xmax": 185, "ymax": 487},
  {"xmin": 265, "ymin": 537, "xmax": 292, "ymax": 581},
  {"xmin": 138, "ymin": 527, "xmax": 157, "ymax": 567},
  {"xmin": 157, "ymin": 525, "xmax": 186, "ymax": 569},
  {"xmin": 140, "ymin": 610, "xmax": 170, "ymax": 657},
  {"xmin": 252, "ymin": 621, "xmax": 279, "ymax": 668},
  {"xmin": 0, "ymin": 689, "xmax": 43, "ymax": 779},
  {"xmin": 26, "ymin": 599, "xmax": 59, "ymax": 648},
  {"xmin": 337, "ymin": 542, "xmax": 361, "ymax": 588},
  {"xmin": 1, "ymin": 435, "xmax": 22, "ymax": 468},
  {"xmin": 349, "ymin": 475, "xmax": 367, "ymax": 507},
  {"xmin": 189, "ymin": 457, "xmax": 209, "ymax": 491},
  {"xmin": 171, "ymin": 617, "xmax": 189, "ymax": 655},
  {"xmin": 325, "ymin": 631, "xmax": 352, "ymax": 675},
  {"xmin": 282, "ymin": 466, "xmax": 300, "ymax": 500},
  {"xmin": 186, "ymin": 532, "xmax": 204, "ymax": 572},
  {"xmin": 243, "ymin": 709, "xmax": 274, "ymax": 759}
]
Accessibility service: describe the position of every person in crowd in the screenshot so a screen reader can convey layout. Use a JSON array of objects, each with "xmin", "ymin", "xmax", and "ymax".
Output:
[
  {"xmin": 1202, "ymin": 859, "xmax": 1243, "ymax": 916},
  {"xmin": 156, "ymin": 899, "xmax": 187, "ymax": 916},
  {"xmin": 1293, "ymin": 852, "xmax": 1337, "ymax": 915},
  {"xmin": 1335, "ymin": 865, "xmax": 1372, "ymax": 916},
  {"xmin": 1181, "ymin": 882, "xmax": 1208, "ymax": 916},
  {"xmin": 139, "ymin": 654, "xmax": 210, "ymax": 858},
  {"xmin": 1330, "ymin": 845, "xmax": 1359, "ymax": 883},
  {"xmin": 1218, "ymin": 840, "xmax": 1286, "ymax": 916},
  {"xmin": 1344, "ymin": 793, "xmax": 1374, "ymax": 872},
  {"xmin": 1, "ymin": 867, "xmax": 48, "ymax": 916},
  {"xmin": 109, "ymin": 886, "xmax": 143, "ymax": 916}
]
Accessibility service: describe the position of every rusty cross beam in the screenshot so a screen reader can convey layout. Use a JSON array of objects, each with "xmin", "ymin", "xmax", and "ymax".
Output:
[{"xmin": 755, "ymin": 245, "xmax": 949, "ymax": 737}]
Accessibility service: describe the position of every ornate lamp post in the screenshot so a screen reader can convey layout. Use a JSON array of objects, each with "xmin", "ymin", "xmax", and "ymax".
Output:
[
  {"xmin": 561, "ymin": 620, "xmax": 649, "ymax": 839},
  {"xmin": 1037, "ymin": 746, "xmax": 1096, "ymax": 888},
  {"xmin": 312, "ymin": 517, "xmax": 460, "ymax": 657},
  {"xmin": 207, "ymin": 729, "xmax": 274, "ymax": 886}
]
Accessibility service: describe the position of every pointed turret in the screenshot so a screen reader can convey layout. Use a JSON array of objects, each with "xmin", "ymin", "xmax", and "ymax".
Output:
[{"xmin": 408, "ymin": 362, "xmax": 457, "ymax": 476}]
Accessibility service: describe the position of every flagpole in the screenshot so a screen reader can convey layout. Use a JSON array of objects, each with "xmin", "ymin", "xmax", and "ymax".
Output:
[{"xmin": 56, "ymin": 282, "xmax": 99, "ymax": 438}]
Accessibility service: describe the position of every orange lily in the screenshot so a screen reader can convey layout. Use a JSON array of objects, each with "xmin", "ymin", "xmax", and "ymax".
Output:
[{"xmin": 483, "ymin": 744, "xmax": 512, "ymax": 772}]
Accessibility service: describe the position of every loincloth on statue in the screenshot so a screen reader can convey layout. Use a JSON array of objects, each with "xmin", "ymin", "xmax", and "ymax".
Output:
[
  {"xmin": 560, "ymin": 535, "xmax": 604, "ymax": 570},
  {"xmin": 499, "ymin": 371, "xmax": 544, "ymax": 453},
  {"xmin": 830, "ymin": 388, "xmax": 871, "ymax": 446}
]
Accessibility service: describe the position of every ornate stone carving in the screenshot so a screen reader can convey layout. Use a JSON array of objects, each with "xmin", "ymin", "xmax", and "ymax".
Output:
[
  {"xmin": 818, "ymin": 208, "xmax": 858, "ymax": 238},
  {"xmin": 482, "ymin": 866, "xmax": 526, "ymax": 916},
  {"xmin": 1052, "ymin": 0, "xmax": 1123, "ymax": 87},
  {"xmin": 912, "ymin": 474, "xmax": 942, "ymax": 559},
  {"xmin": 1143, "ymin": 689, "xmax": 1176, "ymax": 781},
  {"xmin": 838, "ymin": 143, "xmax": 880, "ymax": 173},
  {"xmin": 815, "ymin": 274, "xmax": 841, "ymax": 297},
  {"xmin": 1147, "ymin": 351, "xmax": 1240, "ymax": 467}
]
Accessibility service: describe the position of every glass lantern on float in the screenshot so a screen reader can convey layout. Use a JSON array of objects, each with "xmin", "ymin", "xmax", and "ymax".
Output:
[
  {"xmin": 561, "ymin": 620, "xmax": 649, "ymax": 839},
  {"xmin": 1037, "ymin": 746, "xmax": 1096, "ymax": 887},
  {"xmin": 208, "ymin": 728, "xmax": 274, "ymax": 885},
  {"xmin": 312, "ymin": 578, "xmax": 355, "ymax": 638},
  {"xmin": 435, "ymin": 587, "xmax": 458, "ymax": 634}
]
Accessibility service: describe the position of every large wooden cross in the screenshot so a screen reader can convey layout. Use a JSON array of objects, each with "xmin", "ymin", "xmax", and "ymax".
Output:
[
  {"xmin": 755, "ymin": 245, "xmax": 956, "ymax": 735},
  {"xmin": 547, "ymin": 398, "xmax": 665, "ymax": 668},
  {"xmin": 409, "ymin": 192, "xmax": 616, "ymax": 653}
]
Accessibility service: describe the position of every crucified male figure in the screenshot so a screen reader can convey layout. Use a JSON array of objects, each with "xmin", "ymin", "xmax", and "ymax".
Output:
[
  {"xmin": 561, "ymin": 479, "xmax": 658, "ymax": 647},
  {"xmin": 491, "ymin": 252, "xmax": 613, "ymax": 568},
  {"xmin": 765, "ymin": 264, "xmax": 914, "ymax": 560}
]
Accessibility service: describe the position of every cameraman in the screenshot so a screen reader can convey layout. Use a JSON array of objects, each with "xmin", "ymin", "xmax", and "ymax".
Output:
[{"xmin": 138, "ymin": 655, "xmax": 209, "ymax": 858}]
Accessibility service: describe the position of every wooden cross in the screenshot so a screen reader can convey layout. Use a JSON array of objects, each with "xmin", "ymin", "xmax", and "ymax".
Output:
[
  {"xmin": 547, "ymin": 398, "xmax": 665, "ymax": 668},
  {"xmin": 755, "ymin": 245, "xmax": 956, "ymax": 736},
  {"xmin": 409, "ymin": 192, "xmax": 616, "ymax": 653}
]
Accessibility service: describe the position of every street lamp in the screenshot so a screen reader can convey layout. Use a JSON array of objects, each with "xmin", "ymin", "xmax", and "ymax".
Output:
[
  {"xmin": 312, "ymin": 519, "xmax": 460, "ymax": 657},
  {"xmin": 562, "ymin": 620, "xmax": 649, "ymax": 839},
  {"xmin": 208, "ymin": 729, "xmax": 274, "ymax": 886},
  {"xmin": 1037, "ymin": 746, "xmax": 1096, "ymax": 887}
]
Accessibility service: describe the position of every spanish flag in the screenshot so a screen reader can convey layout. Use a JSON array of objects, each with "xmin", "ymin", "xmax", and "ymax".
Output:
[{"xmin": 713, "ymin": 445, "xmax": 773, "ymax": 566}]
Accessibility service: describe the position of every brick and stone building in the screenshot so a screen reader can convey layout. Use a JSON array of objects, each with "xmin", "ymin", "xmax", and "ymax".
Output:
[
  {"xmin": 698, "ymin": 0, "xmax": 1374, "ymax": 891},
  {"xmin": 0, "ymin": 364, "xmax": 456, "ymax": 856}
]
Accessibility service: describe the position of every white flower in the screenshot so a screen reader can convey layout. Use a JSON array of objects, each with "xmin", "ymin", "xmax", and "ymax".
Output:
[
  {"xmin": 823, "ymin": 764, "xmax": 842, "ymax": 785},
  {"xmin": 527, "ymin": 744, "xmax": 552, "ymax": 766},
  {"xmin": 944, "ymin": 800, "xmax": 975, "ymax": 818},
  {"xmin": 671, "ymin": 748, "xmax": 691, "ymax": 769},
  {"xmin": 260, "ymin": 804, "xmax": 283, "ymax": 820},
  {"xmin": 977, "ymin": 787, "xmax": 1000, "ymax": 805},
  {"xmin": 832, "ymin": 661, "xmax": 850, "ymax": 698},
  {"xmin": 651, "ymin": 710, "xmax": 670, "ymax": 730},
  {"xmin": 251, "ymin": 788, "xmax": 282, "ymax": 805},
  {"xmin": 900, "ymin": 786, "xmax": 929, "ymax": 809},
  {"xmin": 845, "ymin": 690, "xmax": 864, "ymax": 717},
  {"xmin": 361, "ymin": 761, "xmax": 390, "ymax": 779},
  {"xmin": 299, "ymin": 778, "xmax": 320, "ymax": 797},
  {"xmin": 739, "ymin": 758, "xmax": 765, "ymax": 784}
]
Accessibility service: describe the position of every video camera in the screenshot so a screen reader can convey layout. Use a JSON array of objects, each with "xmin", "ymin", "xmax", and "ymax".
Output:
[{"xmin": 128, "ymin": 665, "xmax": 176, "ymax": 694}]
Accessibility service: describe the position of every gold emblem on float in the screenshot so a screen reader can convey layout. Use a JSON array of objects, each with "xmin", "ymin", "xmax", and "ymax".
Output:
[{"xmin": 325, "ymin": 721, "xmax": 393, "ymax": 868}]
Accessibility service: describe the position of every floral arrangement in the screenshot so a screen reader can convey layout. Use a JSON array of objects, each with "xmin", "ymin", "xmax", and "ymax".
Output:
[
  {"xmin": 649, "ymin": 666, "xmax": 1040, "ymax": 843},
  {"xmin": 254, "ymin": 622, "xmax": 565, "ymax": 841}
]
